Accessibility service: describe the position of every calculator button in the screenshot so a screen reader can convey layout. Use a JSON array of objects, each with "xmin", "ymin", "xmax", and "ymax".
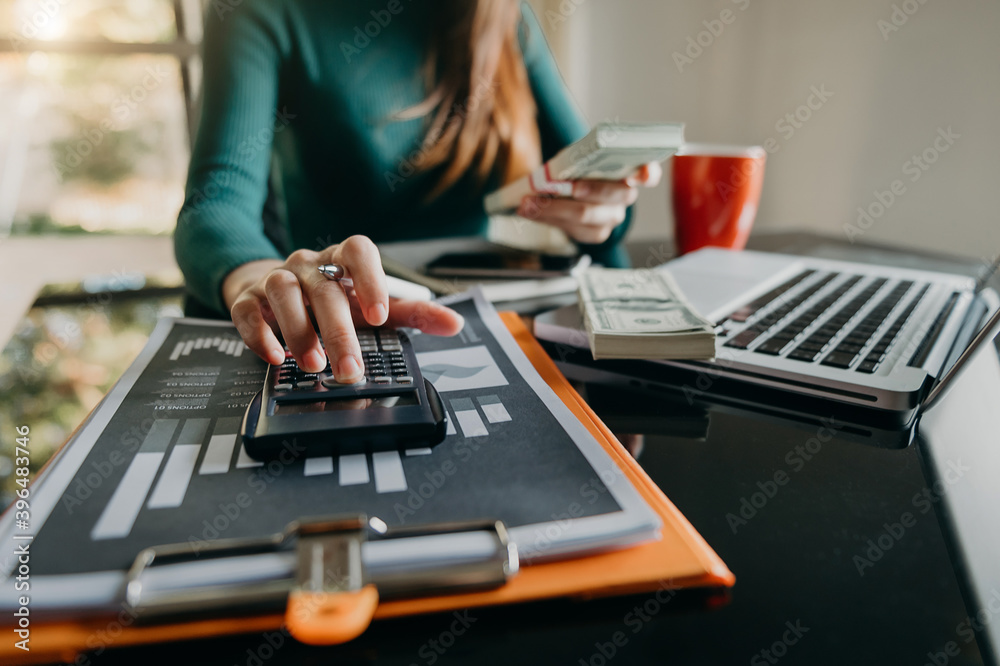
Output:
[
  {"xmin": 371, "ymin": 376, "xmax": 392, "ymax": 384},
  {"xmin": 395, "ymin": 376, "xmax": 413, "ymax": 384},
  {"xmin": 322, "ymin": 377, "xmax": 366, "ymax": 388},
  {"xmin": 381, "ymin": 345, "xmax": 403, "ymax": 352},
  {"xmin": 295, "ymin": 381, "xmax": 316, "ymax": 389},
  {"xmin": 274, "ymin": 383, "xmax": 293, "ymax": 391}
]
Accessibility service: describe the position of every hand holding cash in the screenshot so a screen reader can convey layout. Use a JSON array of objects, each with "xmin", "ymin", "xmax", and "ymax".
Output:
[
  {"xmin": 484, "ymin": 121, "xmax": 685, "ymax": 245},
  {"xmin": 577, "ymin": 267, "xmax": 717, "ymax": 361},
  {"xmin": 484, "ymin": 121, "xmax": 685, "ymax": 215}
]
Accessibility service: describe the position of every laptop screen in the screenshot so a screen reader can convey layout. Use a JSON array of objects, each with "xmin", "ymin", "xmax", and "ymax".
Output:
[{"xmin": 922, "ymin": 254, "xmax": 1000, "ymax": 412}]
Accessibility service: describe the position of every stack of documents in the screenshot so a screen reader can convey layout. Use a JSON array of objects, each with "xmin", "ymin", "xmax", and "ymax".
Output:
[{"xmin": 577, "ymin": 267, "xmax": 717, "ymax": 360}]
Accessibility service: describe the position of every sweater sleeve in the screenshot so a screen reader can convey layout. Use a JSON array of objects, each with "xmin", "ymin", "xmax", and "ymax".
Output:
[
  {"xmin": 174, "ymin": 1, "xmax": 288, "ymax": 314},
  {"xmin": 518, "ymin": 2, "xmax": 633, "ymax": 267}
]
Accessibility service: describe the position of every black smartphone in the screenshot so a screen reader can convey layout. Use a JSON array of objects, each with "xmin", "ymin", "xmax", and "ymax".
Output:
[
  {"xmin": 240, "ymin": 328, "xmax": 446, "ymax": 460},
  {"xmin": 425, "ymin": 250, "xmax": 578, "ymax": 279}
]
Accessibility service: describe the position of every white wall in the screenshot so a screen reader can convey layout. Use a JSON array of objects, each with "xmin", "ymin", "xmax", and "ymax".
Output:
[{"xmin": 537, "ymin": 0, "xmax": 1000, "ymax": 260}]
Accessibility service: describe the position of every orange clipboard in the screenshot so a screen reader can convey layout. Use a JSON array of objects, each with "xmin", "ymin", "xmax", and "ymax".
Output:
[{"xmin": 4, "ymin": 313, "xmax": 734, "ymax": 663}]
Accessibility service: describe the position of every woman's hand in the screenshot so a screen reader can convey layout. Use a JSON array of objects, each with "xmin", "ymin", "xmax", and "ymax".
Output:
[
  {"xmin": 222, "ymin": 235, "xmax": 464, "ymax": 383},
  {"xmin": 515, "ymin": 162, "xmax": 663, "ymax": 244}
]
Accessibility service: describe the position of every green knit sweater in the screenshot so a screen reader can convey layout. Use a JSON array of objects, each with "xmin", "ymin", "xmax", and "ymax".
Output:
[{"xmin": 175, "ymin": 0, "xmax": 631, "ymax": 314}]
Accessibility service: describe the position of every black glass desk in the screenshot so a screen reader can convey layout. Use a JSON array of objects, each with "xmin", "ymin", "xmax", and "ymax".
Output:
[{"xmin": 4, "ymin": 232, "xmax": 998, "ymax": 666}]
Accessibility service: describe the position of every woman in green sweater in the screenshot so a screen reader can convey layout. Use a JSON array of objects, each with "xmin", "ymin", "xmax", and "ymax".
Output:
[{"xmin": 175, "ymin": 0, "xmax": 659, "ymax": 383}]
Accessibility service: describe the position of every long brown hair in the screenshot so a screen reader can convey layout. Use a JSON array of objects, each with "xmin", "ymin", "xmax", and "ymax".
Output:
[{"xmin": 401, "ymin": 0, "xmax": 542, "ymax": 201}]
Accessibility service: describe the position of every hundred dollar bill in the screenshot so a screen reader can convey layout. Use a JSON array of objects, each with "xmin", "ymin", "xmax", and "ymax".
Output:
[{"xmin": 578, "ymin": 267, "xmax": 717, "ymax": 360}]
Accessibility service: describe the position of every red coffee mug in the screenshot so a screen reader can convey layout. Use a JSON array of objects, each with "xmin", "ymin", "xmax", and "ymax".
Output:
[{"xmin": 671, "ymin": 144, "xmax": 766, "ymax": 255}]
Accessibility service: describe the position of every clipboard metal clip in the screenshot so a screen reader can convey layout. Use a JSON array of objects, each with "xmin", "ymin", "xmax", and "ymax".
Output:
[{"xmin": 125, "ymin": 514, "xmax": 517, "ymax": 645}]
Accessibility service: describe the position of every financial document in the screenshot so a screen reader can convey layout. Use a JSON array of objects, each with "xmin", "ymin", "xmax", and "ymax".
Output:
[{"xmin": 0, "ymin": 291, "xmax": 659, "ymax": 612}]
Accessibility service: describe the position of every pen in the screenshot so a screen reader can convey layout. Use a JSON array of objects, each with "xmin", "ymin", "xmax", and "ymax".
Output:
[{"xmin": 317, "ymin": 264, "xmax": 434, "ymax": 302}]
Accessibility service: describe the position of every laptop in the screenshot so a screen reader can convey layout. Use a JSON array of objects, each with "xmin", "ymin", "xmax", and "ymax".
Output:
[{"xmin": 534, "ymin": 247, "xmax": 1000, "ymax": 416}]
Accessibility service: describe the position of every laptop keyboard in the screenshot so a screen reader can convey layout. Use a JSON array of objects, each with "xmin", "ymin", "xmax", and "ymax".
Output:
[
  {"xmin": 724, "ymin": 271, "xmax": 836, "ymax": 350},
  {"xmin": 722, "ymin": 271, "xmax": 928, "ymax": 374}
]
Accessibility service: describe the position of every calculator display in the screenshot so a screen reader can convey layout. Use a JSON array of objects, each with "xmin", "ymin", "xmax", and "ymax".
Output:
[{"xmin": 273, "ymin": 392, "xmax": 419, "ymax": 414}]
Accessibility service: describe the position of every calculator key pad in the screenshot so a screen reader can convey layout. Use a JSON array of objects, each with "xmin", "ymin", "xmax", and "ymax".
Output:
[{"xmin": 271, "ymin": 329, "xmax": 415, "ymax": 393}]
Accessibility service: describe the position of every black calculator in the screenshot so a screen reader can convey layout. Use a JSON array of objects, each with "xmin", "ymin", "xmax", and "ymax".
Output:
[{"xmin": 241, "ymin": 328, "xmax": 446, "ymax": 460}]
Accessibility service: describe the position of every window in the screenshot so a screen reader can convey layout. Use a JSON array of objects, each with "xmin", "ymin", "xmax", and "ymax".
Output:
[{"xmin": 0, "ymin": 0, "xmax": 202, "ymax": 237}]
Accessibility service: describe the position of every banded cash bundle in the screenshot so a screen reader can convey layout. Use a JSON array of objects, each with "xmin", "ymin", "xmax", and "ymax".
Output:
[
  {"xmin": 484, "ymin": 121, "xmax": 685, "ymax": 215},
  {"xmin": 577, "ymin": 267, "xmax": 717, "ymax": 361}
]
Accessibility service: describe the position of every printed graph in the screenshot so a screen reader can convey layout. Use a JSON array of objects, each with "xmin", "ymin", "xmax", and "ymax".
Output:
[
  {"xmin": 416, "ymin": 345, "xmax": 508, "ymax": 393},
  {"xmin": 169, "ymin": 335, "xmax": 248, "ymax": 361},
  {"xmin": 88, "ymin": 417, "xmax": 429, "ymax": 541},
  {"xmin": 447, "ymin": 393, "xmax": 513, "ymax": 438}
]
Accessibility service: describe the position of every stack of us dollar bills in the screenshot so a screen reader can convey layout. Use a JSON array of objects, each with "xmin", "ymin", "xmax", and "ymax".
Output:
[
  {"xmin": 577, "ymin": 267, "xmax": 717, "ymax": 360},
  {"xmin": 484, "ymin": 120, "xmax": 685, "ymax": 215}
]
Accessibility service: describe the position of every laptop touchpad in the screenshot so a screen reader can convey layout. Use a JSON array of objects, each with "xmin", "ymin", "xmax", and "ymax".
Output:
[{"xmin": 666, "ymin": 249, "xmax": 801, "ymax": 320}]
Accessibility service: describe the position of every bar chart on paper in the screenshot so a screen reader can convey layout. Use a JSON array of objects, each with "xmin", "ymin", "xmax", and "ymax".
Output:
[
  {"xmin": 87, "ymin": 416, "xmax": 447, "ymax": 542},
  {"xmin": 168, "ymin": 334, "xmax": 248, "ymax": 360},
  {"xmin": 24, "ymin": 305, "xmax": 625, "ymax": 580}
]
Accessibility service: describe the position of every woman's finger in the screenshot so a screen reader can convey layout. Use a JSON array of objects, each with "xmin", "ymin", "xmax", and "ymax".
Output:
[
  {"xmin": 262, "ymin": 269, "xmax": 325, "ymax": 372},
  {"xmin": 627, "ymin": 161, "xmax": 663, "ymax": 188},
  {"xmin": 230, "ymin": 295, "xmax": 285, "ymax": 366},
  {"xmin": 518, "ymin": 197, "xmax": 623, "ymax": 243},
  {"xmin": 331, "ymin": 235, "xmax": 389, "ymax": 327},
  {"xmin": 521, "ymin": 206, "xmax": 616, "ymax": 244},
  {"xmin": 345, "ymin": 294, "xmax": 464, "ymax": 337},
  {"xmin": 521, "ymin": 197, "xmax": 627, "ymax": 228},
  {"xmin": 571, "ymin": 180, "xmax": 640, "ymax": 206},
  {"xmin": 384, "ymin": 300, "xmax": 465, "ymax": 335},
  {"xmin": 301, "ymin": 273, "xmax": 364, "ymax": 383}
]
